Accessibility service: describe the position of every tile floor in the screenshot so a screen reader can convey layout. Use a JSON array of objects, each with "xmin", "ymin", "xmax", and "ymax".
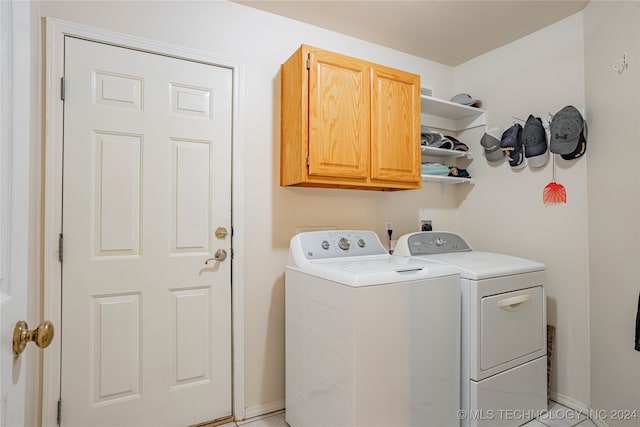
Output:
[
  {"xmin": 523, "ymin": 402, "xmax": 597, "ymax": 427},
  {"xmin": 218, "ymin": 410, "xmax": 287, "ymax": 427},
  {"xmin": 221, "ymin": 401, "xmax": 599, "ymax": 427}
]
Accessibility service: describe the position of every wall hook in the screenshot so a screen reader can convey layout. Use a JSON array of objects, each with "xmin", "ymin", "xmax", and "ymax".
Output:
[{"xmin": 613, "ymin": 54, "xmax": 628, "ymax": 75}]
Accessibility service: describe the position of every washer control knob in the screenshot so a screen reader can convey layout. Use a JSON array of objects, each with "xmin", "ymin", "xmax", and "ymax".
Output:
[
  {"xmin": 321, "ymin": 240, "xmax": 330, "ymax": 250},
  {"xmin": 357, "ymin": 239, "xmax": 366, "ymax": 248},
  {"xmin": 434, "ymin": 238, "xmax": 445, "ymax": 247},
  {"xmin": 338, "ymin": 237, "xmax": 351, "ymax": 250}
]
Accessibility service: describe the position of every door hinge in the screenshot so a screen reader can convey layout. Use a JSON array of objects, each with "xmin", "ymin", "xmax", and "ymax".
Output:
[
  {"xmin": 306, "ymin": 156, "xmax": 310, "ymax": 166},
  {"xmin": 60, "ymin": 77, "xmax": 65, "ymax": 101},
  {"xmin": 57, "ymin": 399, "xmax": 62, "ymax": 425},
  {"xmin": 58, "ymin": 233, "xmax": 63, "ymax": 263},
  {"xmin": 306, "ymin": 56, "xmax": 310, "ymax": 70}
]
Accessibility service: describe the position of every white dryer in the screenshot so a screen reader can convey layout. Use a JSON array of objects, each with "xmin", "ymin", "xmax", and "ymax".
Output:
[
  {"xmin": 394, "ymin": 232, "xmax": 547, "ymax": 427},
  {"xmin": 286, "ymin": 230, "xmax": 461, "ymax": 427}
]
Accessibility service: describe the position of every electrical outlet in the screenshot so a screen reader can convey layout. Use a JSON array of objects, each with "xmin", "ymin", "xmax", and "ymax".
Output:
[
  {"xmin": 384, "ymin": 221, "xmax": 393, "ymax": 232},
  {"xmin": 420, "ymin": 220, "xmax": 433, "ymax": 231}
]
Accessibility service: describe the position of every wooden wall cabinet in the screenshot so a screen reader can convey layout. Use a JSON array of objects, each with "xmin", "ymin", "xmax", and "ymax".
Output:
[{"xmin": 280, "ymin": 45, "xmax": 421, "ymax": 191}]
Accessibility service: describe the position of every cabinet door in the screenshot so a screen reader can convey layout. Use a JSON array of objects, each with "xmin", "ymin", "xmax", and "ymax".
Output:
[
  {"xmin": 308, "ymin": 50, "xmax": 370, "ymax": 179},
  {"xmin": 370, "ymin": 66, "xmax": 420, "ymax": 184}
]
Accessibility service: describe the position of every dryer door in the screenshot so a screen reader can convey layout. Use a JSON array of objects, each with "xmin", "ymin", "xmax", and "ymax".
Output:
[{"xmin": 480, "ymin": 286, "xmax": 544, "ymax": 371}]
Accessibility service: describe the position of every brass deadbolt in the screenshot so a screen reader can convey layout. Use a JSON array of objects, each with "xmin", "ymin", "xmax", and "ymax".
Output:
[{"xmin": 215, "ymin": 227, "xmax": 228, "ymax": 239}]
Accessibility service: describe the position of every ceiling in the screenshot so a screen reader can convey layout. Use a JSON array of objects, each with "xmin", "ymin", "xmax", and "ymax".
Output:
[{"xmin": 234, "ymin": 0, "xmax": 589, "ymax": 66}]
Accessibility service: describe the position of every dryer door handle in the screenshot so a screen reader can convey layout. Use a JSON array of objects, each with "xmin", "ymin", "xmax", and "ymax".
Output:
[{"xmin": 497, "ymin": 294, "xmax": 531, "ymax": 311}]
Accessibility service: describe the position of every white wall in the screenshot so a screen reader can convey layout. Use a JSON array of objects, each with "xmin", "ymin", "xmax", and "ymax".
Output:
[
  {"xmin": 584, "ymin": 2, "xmax": 640, "ymax": 425},
  {"xmin": 34, "ymin": 0, "xmax": 457, "ymax": 415},
  {"xmin": 452, "ymin": 14, "xmax": 590, "ymax": 404}
]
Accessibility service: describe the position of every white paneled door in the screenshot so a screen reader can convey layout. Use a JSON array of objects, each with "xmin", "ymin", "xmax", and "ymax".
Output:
[
  {"xmin": 1, "ymin": 2, "xmax": 31, "ymax": 426},
  {"xmin": 61, "ymin": 37, "xmax": 232, "ymax": 426}
]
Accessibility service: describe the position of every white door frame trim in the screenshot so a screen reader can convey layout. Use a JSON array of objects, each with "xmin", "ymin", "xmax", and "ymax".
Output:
[{"xmin": 42, "ymin": 17, "xmax": 245, "ymax": 426}]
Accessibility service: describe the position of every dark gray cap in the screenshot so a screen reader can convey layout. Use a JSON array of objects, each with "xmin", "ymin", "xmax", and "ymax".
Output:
[
  {"xmin": 522, "ymin": 115, "xmax": 549, "ymax": 168},
  {"xmin": 550, "ymin": 106, "xmax": 585, "ymax": 156},
  {"xmin": 561, "ymin": 121, "xmax": 587, "ymax": 160},
  {"xmin": 480, "ymin": 127, "xmax": 504, "ymax": 162},
  {"xmin": 501, "ymin": 123, "xmax": 526, "ymax": 169}
]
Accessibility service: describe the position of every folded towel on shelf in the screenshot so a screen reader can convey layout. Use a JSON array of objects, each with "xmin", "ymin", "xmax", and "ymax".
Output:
[{"xmin": 421, "ymin": 163, "xmax": 450, "ymax": 175}]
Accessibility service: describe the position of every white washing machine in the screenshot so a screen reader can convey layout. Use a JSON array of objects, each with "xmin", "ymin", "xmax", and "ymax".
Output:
[
  {"xmin": 286, "ymin": 230, "xmax": 461, "ymax": 427},
  {"xmin": 394, "ymin": 232, "xmax": 547, "ymax": 427}
]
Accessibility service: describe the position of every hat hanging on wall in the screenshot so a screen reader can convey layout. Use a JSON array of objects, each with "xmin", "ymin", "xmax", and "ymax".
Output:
[
  {"xmin": 549, "ymin": 105, "xmax": 587, "ymax": 160},
  {"xmin": 500, "ymin": 123, "xmax": 526, "ymax": 169},
  {"xmin": 480, "ymin": 127, "xmax": 505, "ymax": 162},
  {"xmin": 522, "ymin": 115, "xmax": 549, "ymax": 168}
]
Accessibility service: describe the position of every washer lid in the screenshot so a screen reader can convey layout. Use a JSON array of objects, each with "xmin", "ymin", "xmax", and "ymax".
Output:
[
  {"xmin": 289, "ymin": 255, "xmax": 458, "ymax": 287},
  {"xmin": 419, "ymin": 251, "xmax": 544, "ymax": 280}
]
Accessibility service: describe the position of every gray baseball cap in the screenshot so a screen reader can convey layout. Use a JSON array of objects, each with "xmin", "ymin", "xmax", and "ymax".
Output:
[
  {"xmin": 550, "ymin": 106, "xmax": 585, "ymax": 157},
  {"xmin": 480, "ymin": 127, "xmax": 504, "ymax": 162},
  {"xmin": 522, "ymin": 115, "xmax": 549, "ymax": 168},
  {"xmin": 450, "ymin": 93, "xmax": 482, "ymax": 108}
]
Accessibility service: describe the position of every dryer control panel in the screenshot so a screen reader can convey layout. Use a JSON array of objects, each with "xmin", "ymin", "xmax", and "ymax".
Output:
[{"xmin": 395, "ymin": 232, "xmax": 472, "ymax": 256}]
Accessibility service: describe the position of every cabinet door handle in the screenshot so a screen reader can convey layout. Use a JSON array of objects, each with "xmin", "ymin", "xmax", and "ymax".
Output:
[{"xmin": 497, "ymin": 294, "xmax": 531, "ymax": 311}]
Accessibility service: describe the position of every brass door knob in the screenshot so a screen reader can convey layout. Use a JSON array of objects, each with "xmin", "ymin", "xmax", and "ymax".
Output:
[{"xmin": 13, "ymin": 320, "xmax": 55, "ymax": 355}]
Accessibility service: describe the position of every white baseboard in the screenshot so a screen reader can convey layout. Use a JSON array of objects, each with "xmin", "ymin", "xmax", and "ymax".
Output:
[
  {"xmin": 550, "ymin": 392, "xmax": 609, "ymax": 427},
  {"xmin": 241, "ymin": 399, "xmax": 285, "ymax": 421},
  {"xmin": 241, "ymin": 394, "xmax": 612, "ymax": 426}
]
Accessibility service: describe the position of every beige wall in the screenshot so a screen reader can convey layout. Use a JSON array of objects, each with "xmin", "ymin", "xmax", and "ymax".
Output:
[
  {"xmin": 585, "ymin": 2, "xmax": 640, "ymax": 425},
  {"xmin": 34, "ymin": 0, "xmax": 456, "ymax": 415},
  {"xmin": 452, "ymin": 13, "xmax": 591, "ymax": 403}
]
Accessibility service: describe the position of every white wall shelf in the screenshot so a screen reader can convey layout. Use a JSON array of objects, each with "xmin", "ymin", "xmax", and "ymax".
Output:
[
  {"xmin": 421, "ymin": 174, "xmax": 475, "ymax": 184},
  {"xmin": 421, "ymin": 146, "xmax": 474, "ymax": 189},
  {"xmin": 420, "ymin": 95, "xmax": 486, "ymax": 131},
  {"xmin": 421, "ymin": 145, "xmax": 473, "ymax": 161},
  {"xmin": 420, "ymin": 92, "xmax": 483, "ymax": 190},
  {"xmin": 421, "ymin": 174, "xmax": 475, "ymax": 192}
]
